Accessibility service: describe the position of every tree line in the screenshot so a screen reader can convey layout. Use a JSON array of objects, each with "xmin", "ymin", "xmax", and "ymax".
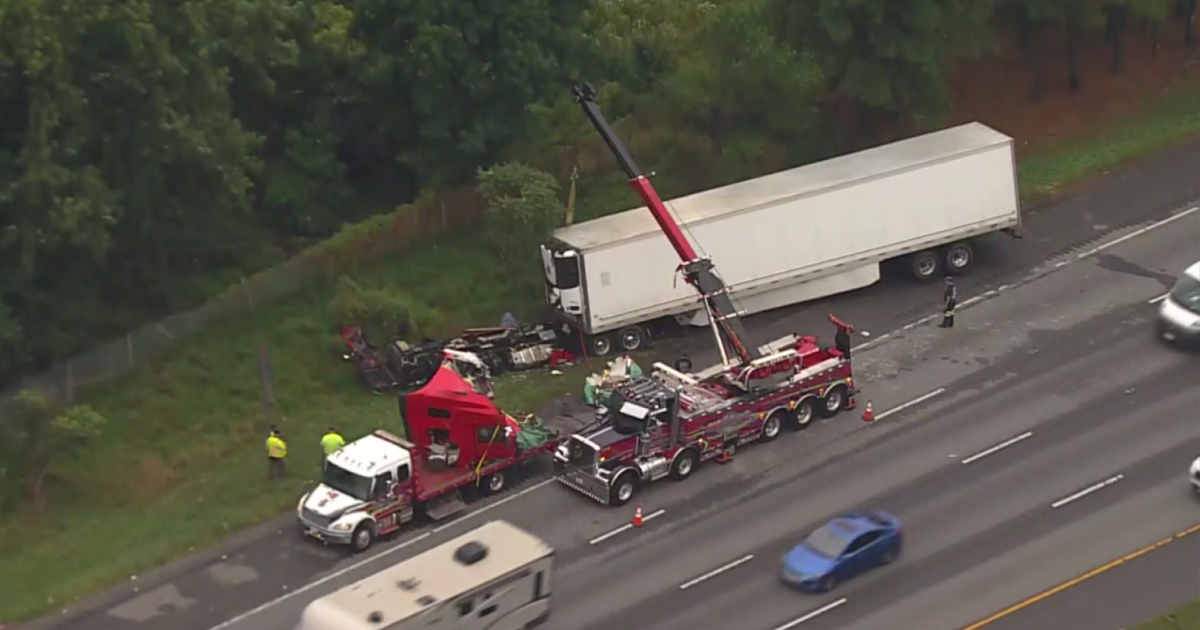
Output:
[{"xmin": 1, "ymin": 0, "xmax": 1196, "ymax": 386}]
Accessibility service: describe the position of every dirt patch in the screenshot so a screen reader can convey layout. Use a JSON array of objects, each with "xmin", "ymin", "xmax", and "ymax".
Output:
[
  {"xmin": 950, "ymin": 23, "xmax": 1200, "ymax": 154},
  {"xmin": 93, "ymin": 456, "xmax": 181, "ymax": 507}
]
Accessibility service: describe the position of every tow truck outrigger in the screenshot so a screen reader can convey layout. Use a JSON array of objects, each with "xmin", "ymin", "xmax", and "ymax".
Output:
[{"xmin": 553, "ymin": 84, "xmax": 858, "ymax": 505}]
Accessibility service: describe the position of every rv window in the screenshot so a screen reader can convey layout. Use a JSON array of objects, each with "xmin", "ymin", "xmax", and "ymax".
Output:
[
  {"xmin": 480, "ymin": 604, "xmax": 497, "ymax": 617},
  {"xmin": 396, "ymin": 464, "xmax": 410, "ymax": 482},
  {"xmin": 457, "ymin": 600, "xmax": 474, "ymax": 616},
  {"xmin": 428, "ymin": 407, "xmax": 452, "ymax": 419},
  {"xmin": 476, "ymin": 426, "xmax": 505, "ymax": 443}
]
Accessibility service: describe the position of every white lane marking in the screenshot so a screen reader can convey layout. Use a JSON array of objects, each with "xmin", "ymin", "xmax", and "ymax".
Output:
[
  {"xmin": 772, "ymin": 597, "xmax": 850, "ymax": 630},
  {"xmin": 961, "ymin": 431, "xmax": 1034, "ymax": 465},
  {"xmin": 207, "ymin": 478, "xmax": 555, "ymax": 630},
  {"xmin": 588, "ymin": 508, "xmax": 666, "ymax": 545},
  {"xmin": 1148, "ymin": 294, "xmax": 1168, "ymax": 305},
  {"xmin": 875, "ymin": 388, "xmax": 946, "ymax": 421},
  {"xmin": 679, "ymin": 554, "xmax": 755, "ymax": 590},
  {"xmin": 1051, "ymin": 474, "xmax": 1125, "ymax": 509},
  {"xmin": 1076, "ymin": 206, "xmax": 1200, "ymax": 259}
]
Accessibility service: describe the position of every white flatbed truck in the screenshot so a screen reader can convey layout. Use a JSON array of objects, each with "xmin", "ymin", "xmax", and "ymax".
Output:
[
  {"xmin": 541, "ymin": 122, "xmax": 1022, "ymax": 356},
  {"xmin": 297, "ymin": 520, "xmax": 554, "ymax": 630}
]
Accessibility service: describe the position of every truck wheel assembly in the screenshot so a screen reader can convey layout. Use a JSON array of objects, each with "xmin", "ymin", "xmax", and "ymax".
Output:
[
  {"xmin": 787, "ymin": 398, "xmax": 817, "ymax": 431},
  {"xmin": 483, "ymin": 471, "xmax": 507, "ymax": 495},
  {"xmin": 942, "ymin": 241, "xmax": 975, "ymax": 274},
  {"xmin": 609, "ymin": 472, "xmax": 638, "ymax": 506},
  {"xmin": 761, "ymin": 411, "xmax": 784, "ymax": 442},
  {"xmin": 820, "ymin": 385, "xmax": 848, "ymax": 418},
  {"xmin": 351, "ymin": 523, "xmax": 376, "ymax": 554},
  {"xmin": 590, "ymin": 334, "xmax": 613, "ymax": 357},
  {"xmin": 618, "ymin": 326, "xmax": 647, "ymax": 352},
  {"xmin": 669, "ymin": 448, "xmax": 698, "ymax": 481},
  {"xmin": 908, "ymin": 250, "xmax": 941, "ymax": 281}
]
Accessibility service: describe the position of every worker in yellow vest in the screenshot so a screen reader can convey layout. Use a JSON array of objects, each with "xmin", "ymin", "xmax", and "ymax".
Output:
[
  {"xmin": 266, "ymin": 426, "xmax": 288, "ymax": 480},
  {"xmin": 320, "ymin": 427, "xmax": 345, "ymax": 457}
]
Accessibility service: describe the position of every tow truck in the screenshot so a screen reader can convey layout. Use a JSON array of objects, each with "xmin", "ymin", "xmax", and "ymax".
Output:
[
  {"xmin": 298, "ymin": 349, "xmax": 589, "ymax": 552},
  {"xmin": 553, "ymin": 84, "xmax": 856, "ymax": 506}
]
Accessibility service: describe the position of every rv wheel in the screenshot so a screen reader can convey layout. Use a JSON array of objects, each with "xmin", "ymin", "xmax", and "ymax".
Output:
[{"xmin": 351, "ymin": 523, "xmax": 376, "ymax": 554}]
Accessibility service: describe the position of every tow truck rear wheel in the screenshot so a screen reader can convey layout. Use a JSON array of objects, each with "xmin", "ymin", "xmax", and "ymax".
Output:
[
  {"xmin": 482, "ymin": 470, "xmax": 507, "ymax": 495},
  {"xmin": 609, "ymin": 472, "xmax": 639, "ymax": 506},
  {"xmin": 669, "ymin": 448, "xmax": 698, "ymax": 481},
  {"xmin": 787, "ymin": 398, "xmax": 817, "ymax": 431},
  {"xmin": 351, "ymin": 523, "xmax": 376, "ymax": 554},
  {"xmin": 820, "ymin": 385, "xmax": 848, "ymax": 418},
  {"xmin": 761, "ymin": 411, "xmax": 785, "ymax": 442}
]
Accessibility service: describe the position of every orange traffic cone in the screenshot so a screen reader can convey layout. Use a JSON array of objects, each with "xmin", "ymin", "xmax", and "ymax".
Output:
[
  {"xmin": 632, "ymin": 506, "xmax": 644, "ymax": 527},
  {"xmin": 862, "ymin": 401, "xmax": 874, "ymax": 422}
]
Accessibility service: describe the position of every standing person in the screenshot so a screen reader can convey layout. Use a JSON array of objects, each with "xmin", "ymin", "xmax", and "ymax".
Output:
[
  {"xmin": 828, "ymin": 314, "xmax": 855, "ymax": 360},
  {"xmin": 320, "ymin": 426, "xmax": 345, "ymax": 458},
  {"xmin": 939, "ymin": 277, "xmax": 958, "ymax": 328},
  {"xmin": 266, "ymin": 426, "xmax": 288, "ymax": 480}
]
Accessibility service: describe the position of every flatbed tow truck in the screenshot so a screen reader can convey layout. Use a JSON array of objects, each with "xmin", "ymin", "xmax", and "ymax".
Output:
[
  {"xmin": 298, "ymin": 349, "xmax": 591, "ymax": 552},
  {"xmin": 553, "ymin": 85, "xmax": 857, "ymax": 506}
]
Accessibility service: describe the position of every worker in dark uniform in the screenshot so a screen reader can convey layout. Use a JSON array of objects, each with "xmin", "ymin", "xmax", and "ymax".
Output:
[
  {"xmin": 939, "ymin": 277, "xmax": 958, "ymax": 328},
  {"xmin": 828, "ymin": 314, "xmax": 854, "ymax": 360}
]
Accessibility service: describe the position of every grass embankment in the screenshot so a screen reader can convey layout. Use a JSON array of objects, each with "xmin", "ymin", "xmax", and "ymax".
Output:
[
  {"xmin": 1137, "ymin": 599, "xmax": 1200, "ymax": 630},
  {"xmin": 2, "ymin": 84, "xmax": 1200, "ymax": 623}
]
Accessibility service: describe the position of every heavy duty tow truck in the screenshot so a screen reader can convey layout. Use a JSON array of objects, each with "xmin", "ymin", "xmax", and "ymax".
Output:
[{"xmin": 553, "ymin": 84, "xmax": 857, "ymax": 506}]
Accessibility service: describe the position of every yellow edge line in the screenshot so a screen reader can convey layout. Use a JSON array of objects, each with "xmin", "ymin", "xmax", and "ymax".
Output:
[{"xmin": 959, "ymin": 522, "xmax": 1200, "ymax": 630}]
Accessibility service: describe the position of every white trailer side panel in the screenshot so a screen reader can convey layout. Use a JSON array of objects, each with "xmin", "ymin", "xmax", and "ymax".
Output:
[{"xmin": 560, "ymin": 123, "xmax": 1018, "ymax": 333}]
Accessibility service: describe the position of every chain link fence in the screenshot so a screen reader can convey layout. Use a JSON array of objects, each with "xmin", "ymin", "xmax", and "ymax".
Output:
[{"xmin": 4, "ymin": 187, "xmax": 485, "ymax": 406}]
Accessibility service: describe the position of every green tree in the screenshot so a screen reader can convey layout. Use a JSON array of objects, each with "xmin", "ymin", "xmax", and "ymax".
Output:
[
  {"xmin": 1104, "ymin": 0, "xmax": 1173, "ymax": 73},
  {"xmin": 476, "ymin": 163, "xmax": 563, "ymax": 290},
  {"xmin": 656, "ymin": 1, "xmax": 824, "ymax": 166},
  {"xmin": 349, "ymin": 0, "xmax": 590, "ymax": 186},
  {"xmin": 0, "ymin": 390, "xmax": 106, "ymax": 515},
  {"xmin": 773, "ymin": 0, "xmax": 997, "ymax": 140}
]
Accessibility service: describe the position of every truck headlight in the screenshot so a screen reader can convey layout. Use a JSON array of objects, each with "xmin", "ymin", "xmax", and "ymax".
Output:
[{"xmin": 330, "ymin": 522, "xmax": 353, "ymax": 532}]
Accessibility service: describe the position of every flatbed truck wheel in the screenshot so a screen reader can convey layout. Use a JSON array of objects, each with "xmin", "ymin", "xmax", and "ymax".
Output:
[
  {"xmin": 351, "ymin": 522, "xmax": 376, "ymax": 554},
  {"xmin": 482, "ymin": 470, "xmax": 507, "ymax": 495}
]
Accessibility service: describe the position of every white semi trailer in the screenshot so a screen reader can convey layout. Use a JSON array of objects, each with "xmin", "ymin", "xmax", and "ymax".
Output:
[{"xmin": 540, "ymin": 122, "xmax": 1022, "ymax": 356}]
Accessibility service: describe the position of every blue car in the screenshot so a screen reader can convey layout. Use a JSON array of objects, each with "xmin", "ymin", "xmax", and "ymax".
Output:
[{"xmin": 781, "ymin": 511, "xmax": 903, "ymax": 592}]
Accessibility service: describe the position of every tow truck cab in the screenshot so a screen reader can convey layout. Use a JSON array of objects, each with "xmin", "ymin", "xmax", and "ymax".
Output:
[
  {"xmin": 298, "ymin": 432, "xmax": 414, "ymax": 547},
  {"xmin": 1157, "ymin": 261, "xmax": 1200, "ymax": 345}
]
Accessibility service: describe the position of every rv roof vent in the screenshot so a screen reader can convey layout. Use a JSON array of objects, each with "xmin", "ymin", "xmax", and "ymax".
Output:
[
  {"xmin": 417, "ymin": 594, "xmax": 438, "ymax": 606},
  {"xmin": 367, "ymin": 611, "xmax": 384, "ymax": 624},
  {"xmin": 397, "ymin": 578, "xmax": 420, "ymax": 591},
  {"xmin": 454, "ymin": 541, "xmax": 489, "ymax": 565}
]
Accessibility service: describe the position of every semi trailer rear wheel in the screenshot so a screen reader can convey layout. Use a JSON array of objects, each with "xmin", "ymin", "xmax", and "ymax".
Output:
[
  {"xmin": 908, "ymin": 250, "xmax": 941, "ymax": 281},
  {"xmin": 618, "ymin": 326, "xmax": 647, "ymax": 352},
  {"xmin": 590, "ymin": 334, "xmax": 613, "ymax": 356},
  {"xmin": 942, "ymin": 241, "xmax": 974, "ymax": 274}
]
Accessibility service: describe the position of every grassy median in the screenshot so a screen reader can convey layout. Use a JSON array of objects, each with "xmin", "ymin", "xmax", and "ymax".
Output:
[
  {"xmin": 1137, "ymin": 599, "xmax": 1200, "ymax": 630},
  {"xmin": 1, "ymin": 84, "xmax": 1199, "ymax": 623}
]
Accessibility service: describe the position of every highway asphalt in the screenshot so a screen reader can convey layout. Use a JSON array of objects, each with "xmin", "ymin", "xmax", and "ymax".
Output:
[
  {"xmin": 23, "ymin": 137, "xmax": 1200, "ymax": 630},
  {"xmin": 971, "ymin": 526, "xmax": 1200, "ymax": 630}
]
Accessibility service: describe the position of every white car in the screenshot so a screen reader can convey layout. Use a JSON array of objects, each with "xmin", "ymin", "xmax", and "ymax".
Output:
[
  {"xmin": 1157, "ymin": 262, "xmax": 1200, "ymax": 345},
  {"xmin": 1191, "ymin": 457, "xmax": 1200, "ymax": 495}
]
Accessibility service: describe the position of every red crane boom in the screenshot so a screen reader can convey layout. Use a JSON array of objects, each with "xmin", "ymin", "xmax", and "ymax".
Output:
[{"xmin": 570, "ymin": 84, "xmax": 759, "ymax": 367}]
